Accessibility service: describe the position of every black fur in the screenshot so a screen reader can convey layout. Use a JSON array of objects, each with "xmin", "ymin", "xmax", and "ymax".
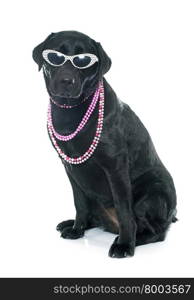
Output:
[{"xmin": 33, "ymin": 31, "xmax": 177, "ymax": 258}]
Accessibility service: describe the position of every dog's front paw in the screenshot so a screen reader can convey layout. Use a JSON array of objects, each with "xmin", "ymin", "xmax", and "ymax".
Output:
[
  {"xmin": 56, "ymin": 219, "xmax": 75, "ymax": 232},
  {"xmin": 61, "ymin": 226, "xmax": 84, "ymax": 239},
  {"xmin": 108, "ymin": 237, "xmax": 135, "ymax": 258}
]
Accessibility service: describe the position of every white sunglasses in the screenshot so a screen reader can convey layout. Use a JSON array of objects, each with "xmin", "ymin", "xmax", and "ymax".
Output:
[{"xmin": 42, "ymin": 49, "xmax": 98, "ymax": 69}]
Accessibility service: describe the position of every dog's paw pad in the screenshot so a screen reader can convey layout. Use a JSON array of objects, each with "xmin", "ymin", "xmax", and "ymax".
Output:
[
  {"xmin": 108, "ymin": 237, "xmax": 135, "ymax": 258},
  {"xmin": 61, "ymin": 226, "xmax": 84, "ymax": 239}
]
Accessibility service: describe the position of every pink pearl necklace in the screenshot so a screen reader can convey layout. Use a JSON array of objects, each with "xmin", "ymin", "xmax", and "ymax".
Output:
[
  {"xmin": 48, "ymin": 85, "xmax": 100, "ymax": 141},
  {"xmin": 47, "ymin": 81, "xmax": 104, "ymax": 164}
]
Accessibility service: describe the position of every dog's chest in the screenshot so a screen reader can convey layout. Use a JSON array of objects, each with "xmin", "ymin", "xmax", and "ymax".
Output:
[{"xmin": 64, "ymin": 160, "xmax": 112, "ymax": 202}]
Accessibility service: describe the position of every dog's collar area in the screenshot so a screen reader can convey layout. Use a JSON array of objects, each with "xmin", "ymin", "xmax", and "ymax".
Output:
[
  {"xmin": 50, "ymin": 95, "xmax": 89, "ymax": 109},
  {"xmin": 47, "ymin": 81, "xmax": 104, "ymax": 164}
]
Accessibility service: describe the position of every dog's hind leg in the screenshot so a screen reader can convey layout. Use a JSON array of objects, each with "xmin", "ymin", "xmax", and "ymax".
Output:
[
  {"xmin": 133, "ymin": 167, "xmax": 177, "ymax": 247},
  {"xmin": 134, "ymin": 194, "xmax": 177, "ymax": 247},
  {"xmin": 136, "ymin": 230, "xmax": 166, "ymax": 246}
]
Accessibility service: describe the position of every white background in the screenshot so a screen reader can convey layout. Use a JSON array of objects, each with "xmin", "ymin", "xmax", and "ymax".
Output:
[{"xmin": 0, "ymin": 0, "xmax": 194, "ymax": 277}]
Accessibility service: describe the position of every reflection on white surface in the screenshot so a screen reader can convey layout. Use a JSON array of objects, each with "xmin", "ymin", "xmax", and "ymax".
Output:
[
  {"xmin": 68, "ymin": 228, "xmax": 116, "ymax": 249},
  {"xmin": 84, "ymin": 228, "xmax": 116, "ymax": 248}
]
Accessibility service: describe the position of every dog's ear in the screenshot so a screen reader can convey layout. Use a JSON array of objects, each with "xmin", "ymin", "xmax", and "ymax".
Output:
[
  {"xmin": 95, "ymin": 42, "xmax": 112, "ymax": 77},
  {"xmin": 32, "ymin": 33, "xmax": 55, "ymax": 71}
]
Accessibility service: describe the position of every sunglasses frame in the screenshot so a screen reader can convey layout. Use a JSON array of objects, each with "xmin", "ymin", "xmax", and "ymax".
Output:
[{"xmin": 42, "ymin": 49, "xmax": 98, "ymax": 69}]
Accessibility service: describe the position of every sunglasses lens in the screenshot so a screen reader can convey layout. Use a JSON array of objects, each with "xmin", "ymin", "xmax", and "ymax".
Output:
[
  {"xmin": 47, "ymin": 52, "xmax": 65, "ymax": 65},
  {"xmin": 73, "ymin": 55, "xmax": 92, "ymax": 68}
]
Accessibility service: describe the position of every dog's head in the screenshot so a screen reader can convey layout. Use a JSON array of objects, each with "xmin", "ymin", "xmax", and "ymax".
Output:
[{"xmin": 32, "ymin": 31, "xmax": 111, "ymax": 102}]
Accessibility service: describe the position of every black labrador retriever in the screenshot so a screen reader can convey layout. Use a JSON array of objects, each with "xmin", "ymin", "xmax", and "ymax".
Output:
[{"xmin": 32, "ymin": 31, "xmax": 177, "ymax": 258}]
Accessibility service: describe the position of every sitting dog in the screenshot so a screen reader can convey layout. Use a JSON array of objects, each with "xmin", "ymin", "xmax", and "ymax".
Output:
[{"xmin": 32, "ymin": 31, "xmax": 177, "ymax": 258}]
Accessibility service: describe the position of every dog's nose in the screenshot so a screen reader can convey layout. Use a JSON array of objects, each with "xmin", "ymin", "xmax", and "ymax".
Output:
[{"xmin": 61, "ymin": 78, "xmax": 75, "ymax": 86}]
